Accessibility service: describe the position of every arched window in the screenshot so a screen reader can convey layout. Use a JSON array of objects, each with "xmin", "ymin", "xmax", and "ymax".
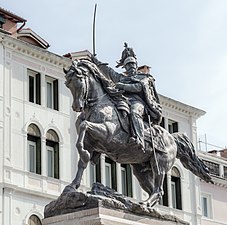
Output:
[
  {"xmin": 171, "ymin": 167, "xmax": 182, "ymax": 210},
  {"xmin": 46, "ymin": 129, "xmax": 59, "ymax": 179},
  {"xmin": 28, "ymin": 215, "xmax": 42, "ymax": 225},
  {"xmin": 27, "ymin": 124, "xmax": 41, "ymax": 174}
]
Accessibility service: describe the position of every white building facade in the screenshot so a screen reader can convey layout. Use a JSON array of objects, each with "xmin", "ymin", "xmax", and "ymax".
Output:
[{"xmin": 1, "ymin": 6, "xmax": 227, "ymax": 225}]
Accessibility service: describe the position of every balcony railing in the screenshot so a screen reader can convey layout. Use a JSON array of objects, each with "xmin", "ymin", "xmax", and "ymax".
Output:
[{"xmin": 203, "ymin": 160, "xmax": 220, "ymax": 177}]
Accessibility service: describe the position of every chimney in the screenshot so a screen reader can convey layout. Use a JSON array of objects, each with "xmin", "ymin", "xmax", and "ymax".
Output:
[{"xmin": 138, "ymin": 65, "xmax": 151, "ymax": 74}]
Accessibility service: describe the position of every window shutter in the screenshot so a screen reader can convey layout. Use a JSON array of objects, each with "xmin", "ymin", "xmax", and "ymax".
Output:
[
  {"xmin": 36, "ymin": 73, "xmax": 41, "ymax": 105},
  {"xmin": 53, "ymin": 79, "xmax": 58, "ymax": 110}
]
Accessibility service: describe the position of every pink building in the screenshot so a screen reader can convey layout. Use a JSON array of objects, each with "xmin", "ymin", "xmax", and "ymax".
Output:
[{"xmin": 199, "ymin": 150, "xmax": 227, "ymax": 225}]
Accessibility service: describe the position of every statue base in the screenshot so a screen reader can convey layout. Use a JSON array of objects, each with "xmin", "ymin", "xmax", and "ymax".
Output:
[
  {"xmin": 43, "ymin": 183, "xmax": 189, "ymax": 225},
  {"xmin": 43, "ymin": 206, "xmax": 188, "ymax": 225}
]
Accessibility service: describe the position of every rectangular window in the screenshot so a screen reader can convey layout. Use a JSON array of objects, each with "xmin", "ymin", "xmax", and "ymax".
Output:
[
  {"xmin": 90, "ymin": 164, "xmax": 96, "ymax": 185},
  {"xmin": 105, "ymin": 157, "xmax": 117, "ymax": 190},
  {"xmin": 121, "ymin": 167, "xmax": 127, "ymax": 195},
  {"xmin": 28, "ymin": 69, "xmax": 41, "ymax": 105},
  {"xmin": 90, "ymin": 158, "xmax": 101, "ymax": 186},
  {"xmin": 168, "ymin": 119, "xmax": 178, "ymax": 134},
  {"xmin": 47, "ymin": 146, "xmax": 54, "ymax": 177},
  {"xmin": 121, "ymin": 164, "xmax": 133, "ymax": 197},
  {"xmin": 46, "ymin": 76, "xmax": 58, "ymax": 110},
  {"xmin": 46, "ymin": 81, "xmax": 53, "ymax": 108},
  {"xmin": 105, "ymin": 162, "xmax": 112, "ymax": 188},
  {"xmin": 201, "ymin": 194, "xmax": 212, "ymax": 218},
  {"xmin": 0, "ymin": 15, "xmax": 6, "ymax": 28},
  {"xmin": 28, "ymin": 141, "xmax": 36, "ymax": 173},
  {"xmin": 224, "ymin": 166, "xmax": 227, "ymax": 179}
]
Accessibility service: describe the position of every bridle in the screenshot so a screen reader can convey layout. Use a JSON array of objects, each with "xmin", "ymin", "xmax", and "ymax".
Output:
[{"xmin": 65, "ymin": 63, "xmax": 107, "ymax": 108}]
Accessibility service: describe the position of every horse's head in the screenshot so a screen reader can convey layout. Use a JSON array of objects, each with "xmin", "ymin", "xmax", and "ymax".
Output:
[{"xmin": 64, "ymin": 61, "xmax": 88, "ymax": 112}]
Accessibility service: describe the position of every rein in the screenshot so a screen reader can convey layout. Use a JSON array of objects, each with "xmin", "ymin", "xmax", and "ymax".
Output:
[
  {"xmin": 66, "ymin": 60, "xmax": 109, "ymax": 108},
  {"xmin": 83, "ymin": 73, "xmax": 108, "ymax": 107},
  {"xmin": 86, "ymin": 93, "xmax": 107, "ymax": 106}
]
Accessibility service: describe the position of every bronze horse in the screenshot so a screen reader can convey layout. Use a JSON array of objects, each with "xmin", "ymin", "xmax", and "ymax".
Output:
[{"xmin": 63, "ymin": 59, "xmax": 211, "ymax": 207}]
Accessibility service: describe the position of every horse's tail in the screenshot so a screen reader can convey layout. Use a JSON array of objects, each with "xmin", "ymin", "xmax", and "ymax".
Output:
[{"xmin": 173, "ymin": 133, "xmax": 212, "ymax": 183}]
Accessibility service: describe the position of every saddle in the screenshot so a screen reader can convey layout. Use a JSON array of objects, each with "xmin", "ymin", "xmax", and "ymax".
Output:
[{"xmin": 115, "ymin": 109, "xmax": 167, "ymax": 154}]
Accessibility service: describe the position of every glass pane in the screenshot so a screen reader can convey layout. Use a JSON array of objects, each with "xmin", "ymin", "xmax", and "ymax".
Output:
[
  {"xmin": 28, "ymin": 124, "xmax": 41, "ymax": 137},
  {"xmin": 171, "ymin": 182, "xmax": 177, "ymax": 208},
  {"xmin": 90, "ymin": 164, "xmax": 96, "ymax": 186},
  {"xmin": 105, "ymin": 163, "xmax": 112, "ymax": 188},
  {"xmin": 47, "ymin": 82, "xmax": 53, "ymax": 108},
  {"xmin": 28, "ymin": 215, "xmax": 42, "ymax": 225},
  {"xmin": 202, "ymin": 197, "xmax": 208, "ymax": 217},
  {"xmin": 29, "ymin": 143, "xmax": 36, "ymax": 173},
  {"xmin": 47, "ymin": 149, "xmax": 54, "ymax": 177},
  {"xmin": 121, "ymin": 168, "xmax": 127, "ymax": 195}
]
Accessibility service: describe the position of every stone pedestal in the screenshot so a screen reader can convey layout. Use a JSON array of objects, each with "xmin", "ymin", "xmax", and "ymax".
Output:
[
  {"xmin": 43, "ymin": 183, "xmax": 189, "ymax": 225},
  {"xmin": 43, "ymin": 206, "xmax": 187, "ymax": 225}
]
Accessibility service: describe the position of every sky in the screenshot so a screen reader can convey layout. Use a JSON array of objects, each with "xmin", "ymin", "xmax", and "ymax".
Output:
[{"xmin": 2, "ymin": 0, "xmax": 227, "ymax": 151}]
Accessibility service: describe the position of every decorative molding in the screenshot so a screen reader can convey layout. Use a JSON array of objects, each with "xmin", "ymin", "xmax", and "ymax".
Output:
[
  {"xmin": 160, "ymin": 95, "xmax": 205, "ymax": 119},
  {"xmin": 0, "ymin": 32, "xmax": 71, "ymax": 69}
]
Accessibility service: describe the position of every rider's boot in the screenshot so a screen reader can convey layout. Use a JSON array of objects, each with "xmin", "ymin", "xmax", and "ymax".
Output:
[{"xmin": 129, "ymin": 113, "xmax": 145, "ymax": 151}]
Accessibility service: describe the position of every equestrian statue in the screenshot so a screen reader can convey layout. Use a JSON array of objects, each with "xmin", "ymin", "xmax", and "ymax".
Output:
[{"xmin": 63, "ymin": 43, "xmax": 212, "ymax": 207}]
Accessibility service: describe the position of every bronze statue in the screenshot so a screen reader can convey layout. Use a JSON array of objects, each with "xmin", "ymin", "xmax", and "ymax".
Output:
[
  {"xmin": 63, "ymin": 44, "xmax": 211, "ymax": 207},
  {"xmin": 92, "ymin": 43, "xmax": 162, "ymax": 151}
]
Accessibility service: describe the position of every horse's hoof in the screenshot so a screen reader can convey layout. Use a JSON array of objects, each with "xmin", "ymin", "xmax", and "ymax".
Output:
[{"xmin": 62, "ymin": 185, "xmax": 76, "ymax": 193}]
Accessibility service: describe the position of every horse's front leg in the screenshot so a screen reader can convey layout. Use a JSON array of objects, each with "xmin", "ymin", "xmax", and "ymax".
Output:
[
  {"xmin": 76, "ymin": 120, "xmax": 116, "ymax": 164},
  {"xmin": 76, "ymin": 120, "xmax": 92, "ymax": 164},
  {"xmin": 63, "ymin": 159, "xmax": 87, "ymax": 192}
]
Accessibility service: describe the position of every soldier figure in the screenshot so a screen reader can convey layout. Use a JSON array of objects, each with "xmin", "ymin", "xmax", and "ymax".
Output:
[{"xmin": 92, "ymin": 43, "xmax": 162, "ymax": 151}]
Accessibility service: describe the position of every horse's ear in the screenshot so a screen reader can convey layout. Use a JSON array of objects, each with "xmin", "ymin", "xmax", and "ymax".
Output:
[{"xmin": 63, "ymin": 68, "xmax": 68, "ymax": 74}]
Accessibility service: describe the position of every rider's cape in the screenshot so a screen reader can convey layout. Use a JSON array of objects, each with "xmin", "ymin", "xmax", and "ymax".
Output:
[
  {"xmin": 125, "ymin": 73, "xmax": 162, "ymax": 124},
  {"xmin": 94, "ymin": 61, "xmax": 162, "ymax": 124}
]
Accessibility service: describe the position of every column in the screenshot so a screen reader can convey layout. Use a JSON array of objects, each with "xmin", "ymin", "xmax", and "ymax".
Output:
[
  {"xmin": 167, "ymin": 173, "xmax": 172, "ymax": 208},
  {"xmin": 100, "ymin": 154, "xmax": 105, "ymax": 185},
  {"xmin": 41, "ymin": 136, "xmax": 47, "ymax": 176},
  {"xmin": 116, "ymin": 163, "xmax": 122, "ymax": 193}
]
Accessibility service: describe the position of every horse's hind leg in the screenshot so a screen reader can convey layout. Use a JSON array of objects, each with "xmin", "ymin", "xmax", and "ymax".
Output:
[
  {"xmin": 131, "ymin": 162, "xmax": 165, "ymax": 207},
  {"xmin": 131, "ymin": 163, "xmax": 155, "ymax": 203},
  {"xmin": 146, "ymin": 172, "xmax": 165, "ymax": 207}
]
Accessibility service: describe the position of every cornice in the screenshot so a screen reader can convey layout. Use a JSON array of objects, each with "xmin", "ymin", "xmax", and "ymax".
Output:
[
  {"xmin": 0, "ymin": 32, "xmax": 71, "ymax": 68},
  {"xmin": 201, "ymin": 176, "xmax": 227, "ymax": 189},
  {"xmin": 159, "ymin": 95, "xmax": 206, "ymax": 119},
  {"xmin": 198, "ymin": 151, "xmax": 227, "ymax": 164},
  {"xmin": 0, "ymin": 35, "xmax": 206, "ymax": 119}
]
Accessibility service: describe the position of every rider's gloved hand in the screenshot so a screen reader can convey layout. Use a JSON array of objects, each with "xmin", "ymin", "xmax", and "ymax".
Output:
[{"xmin": 115, "ymin": 82, "xmax": 125, "ymax": 90}]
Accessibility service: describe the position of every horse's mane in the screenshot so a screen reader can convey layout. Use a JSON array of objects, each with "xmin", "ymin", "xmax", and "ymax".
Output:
[
  {"xmin": 75, "ymin": 59, "xmax": 124, "ymax": 98},
  {"xmin": 78, "ymin": 59, "xmax": 114, "ymax": 87}
]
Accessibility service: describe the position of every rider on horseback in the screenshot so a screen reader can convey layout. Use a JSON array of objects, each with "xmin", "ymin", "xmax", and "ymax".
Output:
[{"xmin": 92, "ymin": 43, "xmax": 162, "ymax": 151}]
